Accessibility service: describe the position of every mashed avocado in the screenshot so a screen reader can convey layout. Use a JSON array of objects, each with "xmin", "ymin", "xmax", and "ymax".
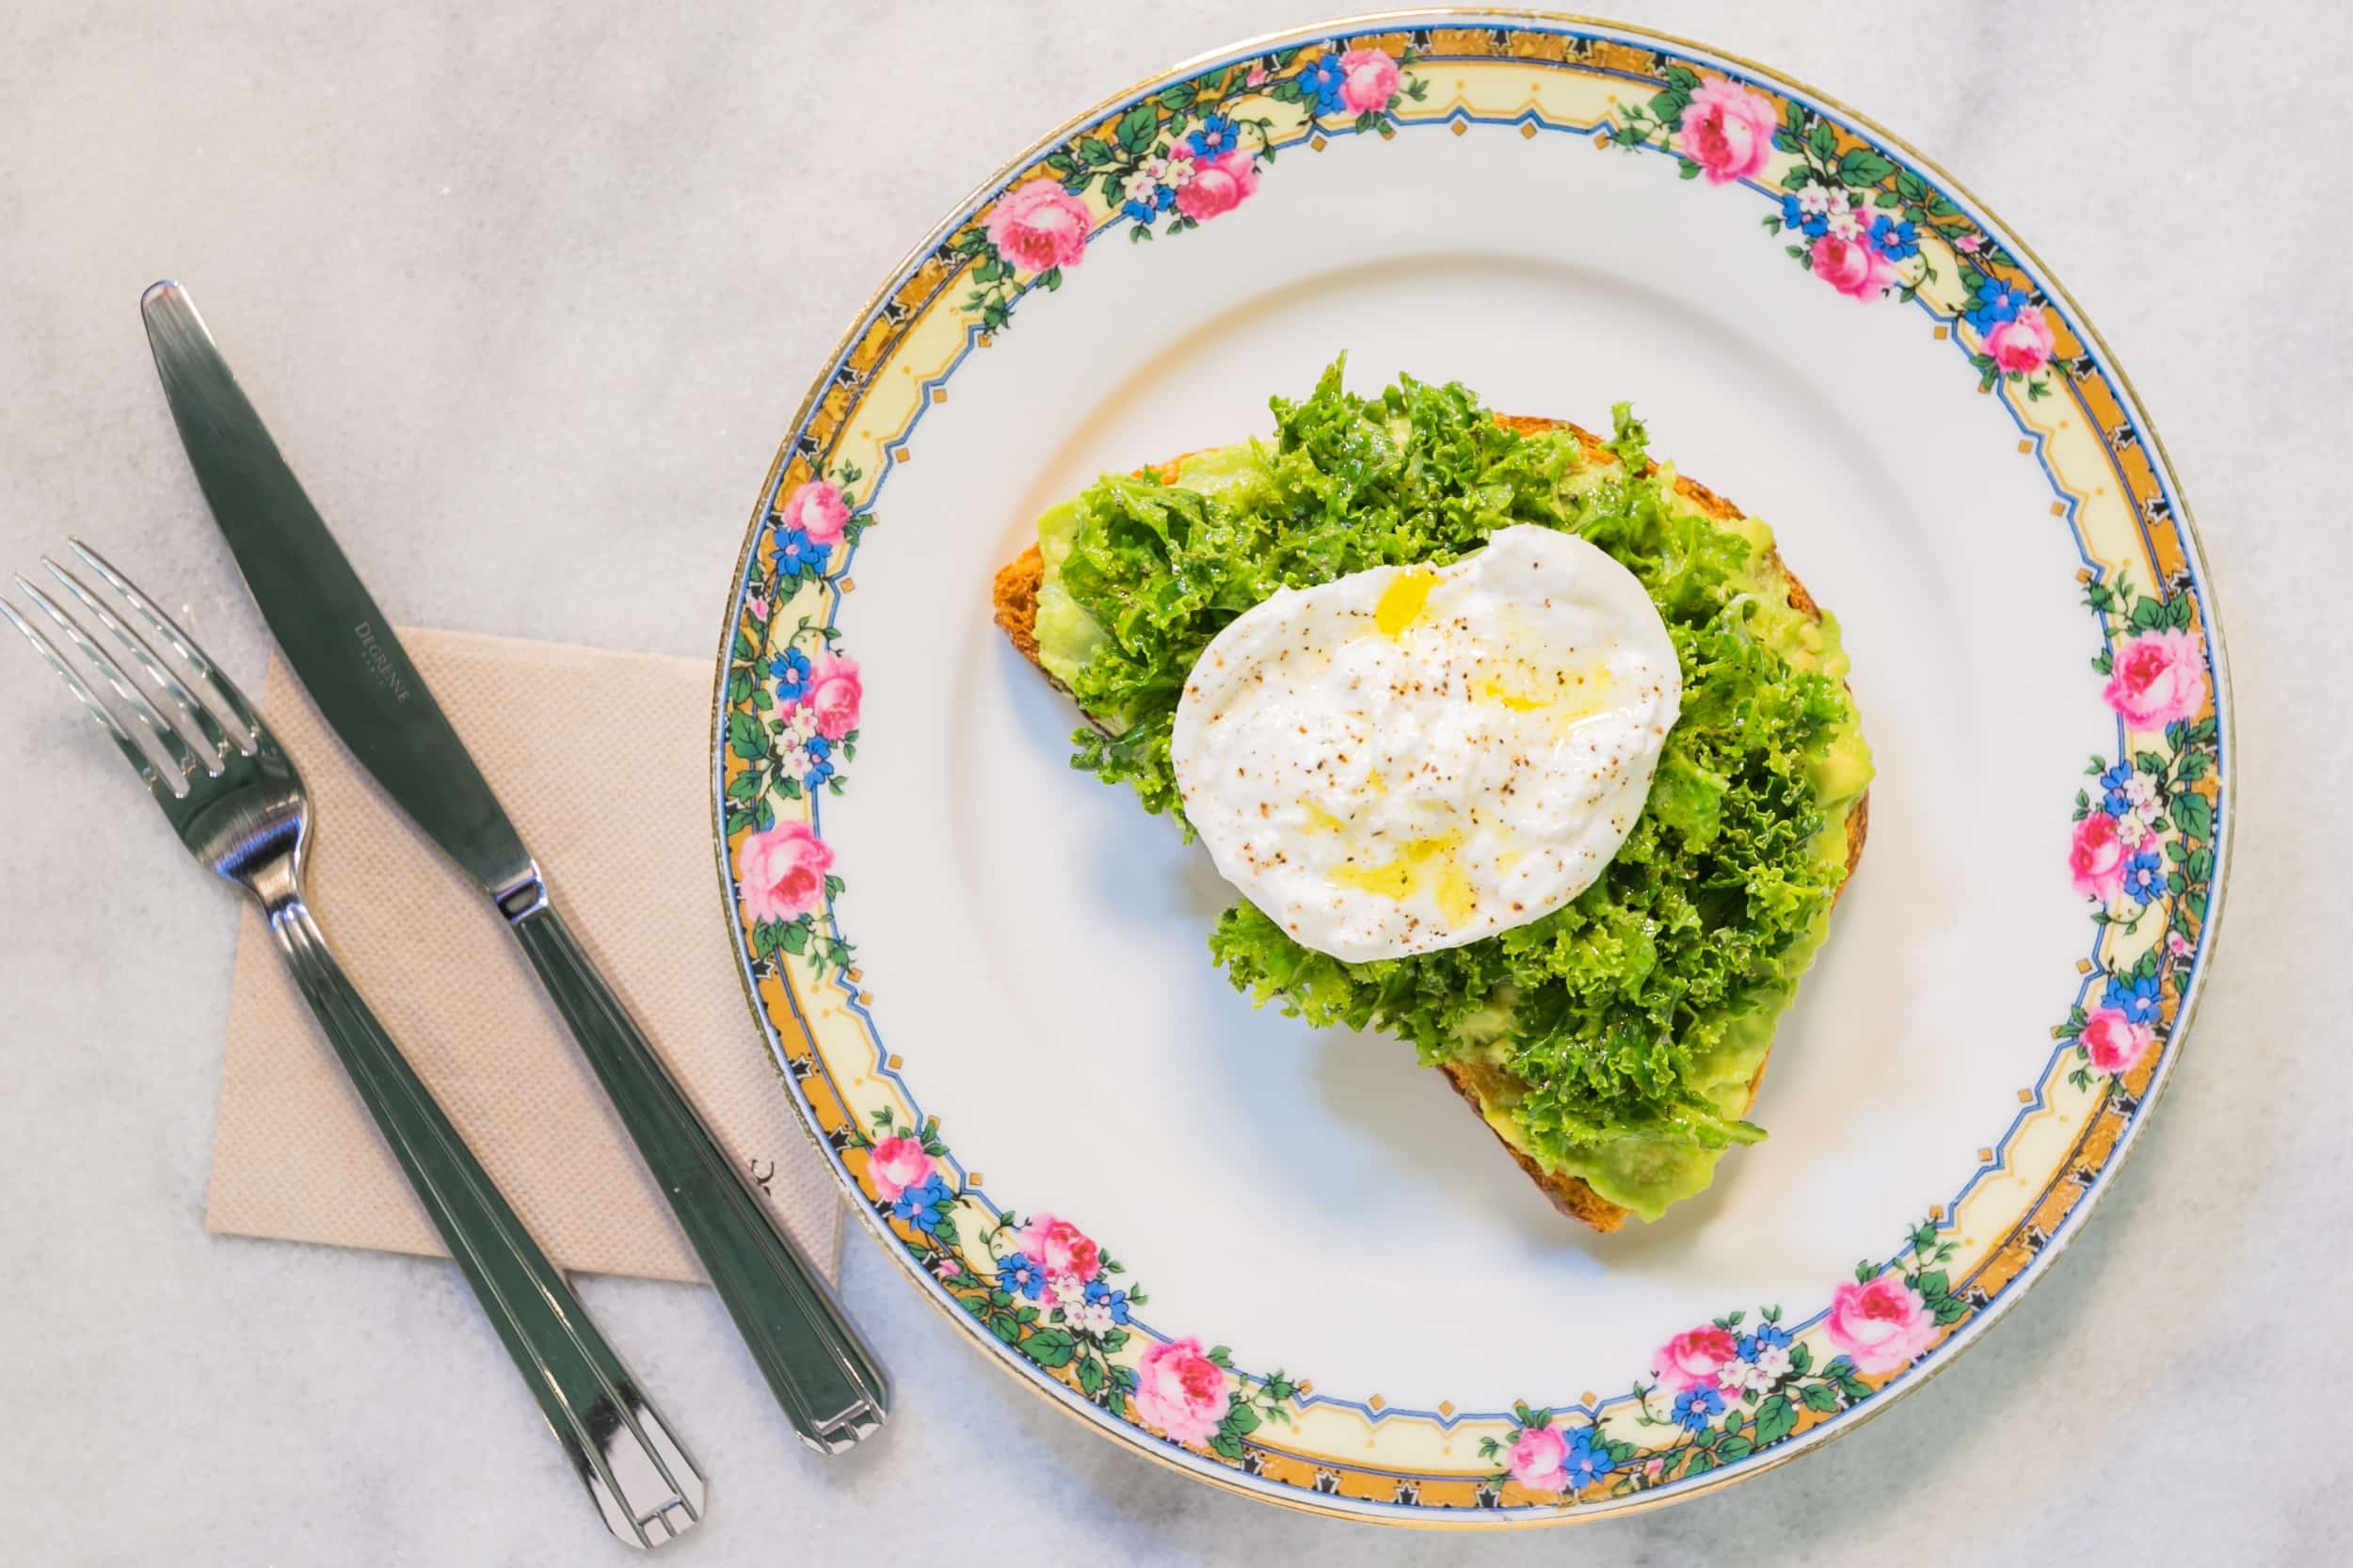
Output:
[{"xmin": 1034, "ymin": 363, "xmax": 1870, "ymax": 1219}]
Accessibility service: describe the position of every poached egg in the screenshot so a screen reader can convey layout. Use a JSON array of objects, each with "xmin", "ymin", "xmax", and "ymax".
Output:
[{"xmin": 1169, "ymin": 523, "xmax": 1681, "ymax": 961}]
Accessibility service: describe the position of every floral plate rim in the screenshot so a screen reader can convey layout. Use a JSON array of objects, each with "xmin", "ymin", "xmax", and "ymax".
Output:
[{"xmin": 707, "ymin": 8, "xmax": 2233, "ymax": 1527}]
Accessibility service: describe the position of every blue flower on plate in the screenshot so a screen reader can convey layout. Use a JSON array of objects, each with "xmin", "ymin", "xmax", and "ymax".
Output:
[
  {"xmin": 769, "ymin": 645, "xmax": 812, "ymax": 702},
  {"xmin": 1780, "ymin": 193, "xmax": 1830, "ymax": 238},
  {"xmin": 1737, "ymin": 1322, "xmax": 1793, "ymax": 1360},
  {"xmin": 2100, "ymin": 762, "xmax": 2136, "ymax": 816},
  {"xmin": 1675, "ymin": 1384, "xmax": 1732, "ymax": 1431},
  {"xmin": 1120, "ymin": 184, "xmax": 1176, "ymax": 225},
  {"xmin": 1867, "ymin": 213, "xmax": 1919, "ymax": 260},
  {"xmin": 1672, "ymin": 1386, "xmax": 1724, "ymax": 1431},
  {"xmin": 1965, "ymin": 280, "xmax": 2028, "ymax": 331},
  {"xmin": 998, "ymin": 1251, "xmax": 1047, "ymax": 1299},
  {"xmin": 2105, "ymin": 971, "xmax": 2164, "ymax": 1025},
  {"xmin": 1083, "ymin": 1279, "xmax": 1132, "ymax": 1325},
  {"xmin": 2121, "ymin": 849, "xmax": 2167, "ymax": 906},
  {"xmin": 1302, "ymin": 54, "xmax": 1349, "ymax": 116},
  {"xmin": 772, "ymin": 522, "xmax": 824, "ymax": 578},
  {"xmin": 1188, "ymin": 114, "xmax": 1238, "ymax": 159},
  {"xmin": 801, "ymin": 732, "xmax": 836, "ymax": 789},
  {"xmin": 1563, "ymin": 1428, "xmax": 1616, "ymax": 1486},
  {"xmin": 890, "ymin": 1174, "xmax": 951, "ymax": 1231}
]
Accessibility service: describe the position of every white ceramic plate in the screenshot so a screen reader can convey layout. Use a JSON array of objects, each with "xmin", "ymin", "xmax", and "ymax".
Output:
[{"xmin": 712, "ymin": 12, "xmax": 2228, "ymax": 1524}]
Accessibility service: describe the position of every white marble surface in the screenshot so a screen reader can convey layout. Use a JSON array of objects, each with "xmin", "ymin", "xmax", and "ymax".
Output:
[{"xmin": 0, "ymin": 3, "xmax": 2345, "ymax": 1563}]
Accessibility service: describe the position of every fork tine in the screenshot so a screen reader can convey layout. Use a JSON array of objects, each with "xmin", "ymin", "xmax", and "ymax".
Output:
[
  {"xmin": 1, "ymin": 596, "xmax": 172, "ymax": 798},
  {"xmin": 13, "ymin": 576, "xmax": 201, "ymax": 784},
  {"xmin": 66, "ymin": 539, "xmax": 264, "ymax": 745},
  {"xmin": 42, "ymin": 555, "xmax": 232, "ymax": 767}
]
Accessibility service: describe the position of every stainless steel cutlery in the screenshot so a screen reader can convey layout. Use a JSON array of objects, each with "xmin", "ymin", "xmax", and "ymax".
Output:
[
  {"xmin": 4, "ymin": 546, "xmax": 703, "ymax": 1547},
  {"xmin": 140, "ymin": 280, "xmax": 888, "ymax": 1453}
]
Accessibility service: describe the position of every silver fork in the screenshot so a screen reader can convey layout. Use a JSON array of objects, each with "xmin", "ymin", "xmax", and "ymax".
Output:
[{"xmin": 6, "ymin": 542, "xmax": 707, "ymax": 1549}]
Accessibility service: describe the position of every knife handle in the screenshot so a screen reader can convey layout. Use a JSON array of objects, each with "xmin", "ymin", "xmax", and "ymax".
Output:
[
  {"xmin": 265, "ymin": 895, "xmax": 704, "ymax": 1545},
  {"xmin": 508, "ymin": 897, "xmax": 890, "ymax": 1452}
]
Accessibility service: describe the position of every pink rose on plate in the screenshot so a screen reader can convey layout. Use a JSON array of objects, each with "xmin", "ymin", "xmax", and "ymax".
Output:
[
  {"xmin": 1173, "ymin": 150, "xmax": 1258, "ymax": 221},
  {"xmin": 1504, "ymin": 1423, "xmax": 1571, "ymax": 1493},
  {"xmin": 2069, "ymin": 811, "xmax": 2126, "ymax": 903},
  {"xmin": 1825, "ymin": 1273, "xmax": 1935, "ymax": 1374},
  {"xmin": 1985, "ymin": 304, "xmax": 2056, "ymax": 376},
  {"xmin": 865, "ymin": 1134, "xmax": 934, "ymax": 1202},
  {"xmin": 1675, "ymin": 78, "xmax": 1777, "ymax": 185},
  {"xmin": 2167, "ymin": 930, "xmax": 2193, "ymax": 958},
  {"xmin": 1654, "ymin": 1324, "xmax": 1739, "ymax": 1392},
  {"xmin": 2080, "ymin": 1005, "xmax": 2155, "ymax": 1075},
  {"xmin": 1954, "ymin": 232, "xmax": 1984, "ymax": 254},
  {"xmin": 806, "ymin": 648, "xmax": 863, "ymax": 740},
  {"xmin": 2103, "ymin": 630, "xmax": 2206, "ymax": 728},
  {"xmin": 1811, "ymin": 232, "xmax": 1897, "ymax": 300},
  {"xmin": 781, "ymin": 478, "xmax": 852, "ymax": 547},
  {"xmin": 1337, "ymin": 48, "xmax": 1402, "ymax": 115},
  {"xmin": 744, "ymin": 592, "xmax": 769, "ymax": 623},
  {"xmin": 984, "ymin": 178, "xmax": 1092, "ymax": 275},
  {"xmin": 735, "ymin": 820, "xmax": 833, "ymax": 923},
  {"xmin": 1018, "ymin": 1213, "xmax": 1101, "ymax": 1283},
  {"xmin": 1131, "ymin": 1336, "xmax": 1230, "ymax": 1446}
]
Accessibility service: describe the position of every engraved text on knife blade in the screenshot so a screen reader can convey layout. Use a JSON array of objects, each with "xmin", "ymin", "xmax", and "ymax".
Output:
[{"xmin": 353, "ymin": 619, "xmax": 411, "ymax": 704}]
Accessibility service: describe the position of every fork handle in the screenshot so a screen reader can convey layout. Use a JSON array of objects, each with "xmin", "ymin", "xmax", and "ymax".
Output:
[
  {"xmin": 508, "ymin": 899, "xmax": 889, "ymax": 1452},
  {"xmin": 264, "ymin": 894, "xmax": 704, "ymax": 1546}
]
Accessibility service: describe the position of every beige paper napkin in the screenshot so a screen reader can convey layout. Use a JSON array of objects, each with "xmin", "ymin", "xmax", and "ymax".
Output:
[{"xmin": 209, "ymin": 628, "xmax": 842, "ymax": 1285}]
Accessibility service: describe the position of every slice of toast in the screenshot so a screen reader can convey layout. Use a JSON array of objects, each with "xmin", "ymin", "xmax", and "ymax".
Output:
[{"xmin": 993, "ymin": 414, "xmax": 1867, "ymax": 1230}]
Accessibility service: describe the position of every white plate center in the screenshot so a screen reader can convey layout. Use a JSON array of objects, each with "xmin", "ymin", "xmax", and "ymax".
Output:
[{"xmin": 824, "ymin": 126, "xmax": 2099, "ymax": 1408}]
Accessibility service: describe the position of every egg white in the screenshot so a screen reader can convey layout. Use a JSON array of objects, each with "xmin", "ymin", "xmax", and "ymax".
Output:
[{"xmin": 1169, "ymin": 524, "xmax": 1681, "ymax": 961}]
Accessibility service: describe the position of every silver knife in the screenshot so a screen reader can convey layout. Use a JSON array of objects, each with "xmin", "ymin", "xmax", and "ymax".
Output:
[{"xmin": 142, "ymin": 280, "xmax": 889, "ymax": 1453}]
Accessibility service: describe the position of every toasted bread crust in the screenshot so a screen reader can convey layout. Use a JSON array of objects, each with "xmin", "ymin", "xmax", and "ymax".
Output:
[
  {"xmin": 991, "ymin": 546, "xmax": 1046, "ymax": 666},
  {"xmin": 990, "ymin": 415, "xmax": 1867, "ymax": 1230}
]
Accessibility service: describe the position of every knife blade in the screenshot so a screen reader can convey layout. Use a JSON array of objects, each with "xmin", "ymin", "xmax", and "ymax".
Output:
[
  {"xmin": 143, "ymin": 280, "xmax": 890, "ymax": 1452},
  {"xmin": 138, "ymin": 285, "xmax": 536, "ymax": 903}
]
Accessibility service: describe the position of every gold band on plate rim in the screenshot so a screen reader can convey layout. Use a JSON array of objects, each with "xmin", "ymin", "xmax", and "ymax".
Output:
[{"xmin": 704, "ymin": 8, "xmax": 2233, "ymax": 1528}]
